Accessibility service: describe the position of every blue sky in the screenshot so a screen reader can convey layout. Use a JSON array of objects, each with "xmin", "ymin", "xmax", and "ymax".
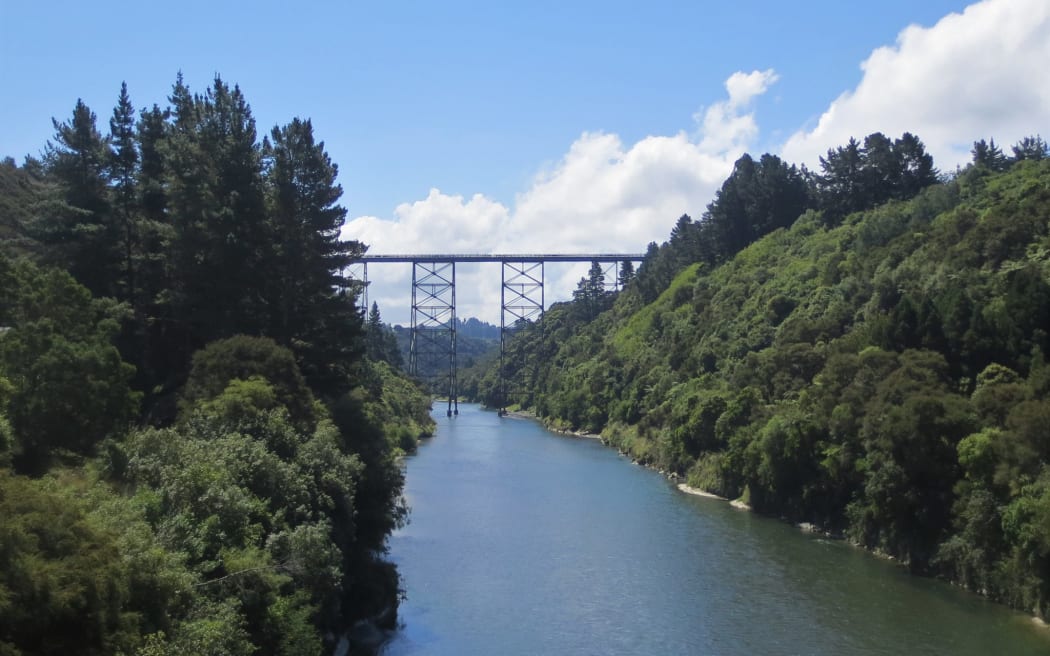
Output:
[
  {"xmin": 2, "ymin": 0, "xmax": 972, "ymax": 216},
  {"xmin": 2, "ymin": 0, "xmax": 1047, "ymax": 323}
]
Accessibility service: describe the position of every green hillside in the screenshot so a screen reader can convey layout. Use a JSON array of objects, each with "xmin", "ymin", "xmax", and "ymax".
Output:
[{"xmin": 477, "ymin": 150, "xmax": 1050, "ymax": 617}]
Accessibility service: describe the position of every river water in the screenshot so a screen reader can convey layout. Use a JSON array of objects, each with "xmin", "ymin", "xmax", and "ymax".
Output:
[{"xmin": 380, "ymin": 403, "xmax": 1049, "ymax": 655}]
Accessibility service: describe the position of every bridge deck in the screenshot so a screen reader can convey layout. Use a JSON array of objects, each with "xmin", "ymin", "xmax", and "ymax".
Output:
[{"xmin": 359, "ymin": 253, "xmax": 646, "ymax": 263}]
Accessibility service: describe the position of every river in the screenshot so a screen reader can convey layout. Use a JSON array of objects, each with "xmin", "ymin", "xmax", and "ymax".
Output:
[{"xmin": 380, "ymin": 403, "xmax": 1049, "ymax": 655}]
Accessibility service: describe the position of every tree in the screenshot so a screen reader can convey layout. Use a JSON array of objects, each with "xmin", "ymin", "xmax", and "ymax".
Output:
[
  {"xmin": 586, "ymin": 260, "xmax": 606, "ymax": 296},
  {"xmin": 572, "ymin": 261, "xmax": 610, "ymax": 320},
  {"xmin": 0, "ymin": 258, "xmax": 139, "ymax": 472},
  {"xmin": 816, "ymin": 133, "xmax": 937, "ymax": 222},
  {"xmin": 1011, "ymin": 135, "xmax": 1048, "ymax": 162},
  {"xmin": 367, "ymin": 302, "xmax": 381, "ymax": 330},
  {"xmin": 617, "ymin": 259, "xmax": 635, "ymax": 288},
  {"xmin": 181, "ymin": 335, "xmax": 316, "ymax": 431},
  {"xmin": 0, "ymin": 157, "xmax": 48, "ymax": 255},
  {"xmin": 847, "ymin": 351, "xmax": 973, "ymax": 569},
  {"xmin": 894, "ymin": 132, "xmax": 938, "ymax": 198},
  {"xmin": 861, "ymin": 132, "xmax": 900, "ymax": 207},
  {"xmin": 0, "ymin": 473, "xmax": 143, "ymax": 654},
  {"xmin": 137, "ymin": 104, "xmax": 169, "ymax": 226},
  {"xmin": 107, "ymin": 82, "xmax": 138, "ymax": 302},
  {"xmin": 38, "ymin": 99, "xmax": 121, "ymax": 297},
  {"xmin": 634, "ymin": 240, "xmax": 667, "ymax": 303},
  {"xmin": 817, "ymin": 138, "xmax": 865, "ymax": 219},
  {"xmin": 668, "ymin": 213, "xmax": 700, "ymax": 264},
  {"xmin": 971, "ymin": 138, "xmax": 1010, "ymax": 172},
  {"xmin": 129, "ymin": 103, "xmax": 178, "ymax": 395},
  {"xmin": 165, "ymin": 76, "xmax": 271, "ymax": 348},
  {"xmin": 705, "ymin": 153, "xmax": 811, "ymax": 256},
  {"xmin": 365, "ymin": 302, "xmax": 403, "ymax": 367},
  {"xmin": 263, "ymin": 117, "xmax": 365, "ymax": 394}
]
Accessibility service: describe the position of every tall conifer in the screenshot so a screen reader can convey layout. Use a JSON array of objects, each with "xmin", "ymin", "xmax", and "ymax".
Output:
[
  {"xmin": 41, "ymin": 99, "xmax": 120, "ymax": 297},
  {"xmin": 264, "ymin": 117, "xmax": 364, "ymax": 393},
  {"xmin": 107, "ymin": 82, "xmax": 138, "ymax": 301}
]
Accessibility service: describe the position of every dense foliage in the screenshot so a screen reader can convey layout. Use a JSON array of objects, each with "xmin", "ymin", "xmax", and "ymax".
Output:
[
  {"xmin": 470, "ymin": 135, "xmax": 1050, "ymax": 619},
  {"xmin": 0, "ymin": 77, "xmax": 434, "ymax": 655}
]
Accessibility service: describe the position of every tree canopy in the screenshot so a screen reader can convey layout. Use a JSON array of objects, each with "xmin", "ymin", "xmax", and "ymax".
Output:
[{"xmin": 0, "ymin": 75, "xmax": 435, "ymax": 655}]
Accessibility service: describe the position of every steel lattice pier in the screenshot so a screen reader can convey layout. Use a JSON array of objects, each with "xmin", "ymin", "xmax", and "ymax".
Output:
[{"xmin": 351, "ymin": 253, "xmax": 645, "ymax": 416}]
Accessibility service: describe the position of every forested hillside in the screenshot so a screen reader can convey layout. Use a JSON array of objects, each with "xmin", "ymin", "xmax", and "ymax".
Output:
[
  {"xmin": 474, "ymin": 135, "xmax": 1050, "ymax": 619},
  {"xmin": 0, "ymin": 76, "xmax": 433, "ymax": 655}
]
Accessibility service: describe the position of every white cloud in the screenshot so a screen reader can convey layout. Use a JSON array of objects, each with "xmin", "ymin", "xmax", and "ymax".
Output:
[
  {"xmin": 781, "ymin": 0, "xmax": 1050, "ymax": 170},
  {"xmin": 348, "ymin": 0, "xmax": 1050, "ymax": 327},
  {"xmin": 696, "ymin": 69, "xmax": 779, "ymax": 155},
  {"xmin": 725, "ymin": 69, "xmax": 779, "ymax": 109},
  {"xmin": 347, "ymin": 190, "xmax": 511, "ymax": 323},
  {"xmin": 344, "ymin": 69, "xmax": 778, "ymax": 323},
  {"xmin": 351, "ymin": 189, "xmax": 510, "ymax": 258}
]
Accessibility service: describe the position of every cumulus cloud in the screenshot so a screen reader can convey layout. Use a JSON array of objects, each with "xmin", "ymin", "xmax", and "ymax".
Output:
[
  {"xmin": 697, "ymin": 69, "xmax": 779, "ymax": 154},
  {"xmin": 781, "ymin": 0, "xmax": 1050, "ymax": 170},
  {"xmin": 344, "ymin": 69, "xmax": 778, "ymax": 323},
  {"xmin": 347, "ymin": 190, "xmax": 511, "ymax": 322},
  {"xmin": 350, "ymin": 0, "xmax": 1050, "ymax": 325}
]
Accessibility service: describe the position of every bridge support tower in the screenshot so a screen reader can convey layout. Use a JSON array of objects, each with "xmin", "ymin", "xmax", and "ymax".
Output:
[
  {"xmin": 410, "ymin": 261, "xmax": 458, "ymax": 416},
  {"xmin": 359, "ymin": 253, "xmax": 645, "ymax": 419},
  {"xmin": 500, "ymin": 261, "xmax": 544, "ymax": 414}
]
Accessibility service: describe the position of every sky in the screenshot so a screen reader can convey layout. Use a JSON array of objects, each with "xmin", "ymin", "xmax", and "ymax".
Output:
[{"xmin": 2, "ymin": 0, "xmax": 1048, "ymax": 324}]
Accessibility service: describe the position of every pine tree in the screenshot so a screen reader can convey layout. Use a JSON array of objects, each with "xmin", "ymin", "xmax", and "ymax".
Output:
[
  {"xmin": 971, "ymin": 139, "xmax": 1010, "ymax": 172},
  {"xmin": 573, "ymin": 261, "xmax": 609, "ymax": 320},
  {"xmin": 367, "ymin": 301, "xmax": 382, "ymax": 330},
  {"xmin": 128, "ymin": 103, "xmax": 180, "ymax": 396},
  {"xmin": 166, "ymin": 76, "xmax": 271, "ymax": 345},
  {"xmin": 634, "ymin": 241, "xmax": 666, "ymax": 303},
  {"xmin": 668, "ymin": 213, "xmax": 700, "ymax": 265},
  {"xmin": 816, "ymin": 133, "xmax": 935, "ymax": 221},
  {"xmin": 134, "ymin": 103, "xmax": 173, "ymax": 310},
  {"xmin": 706, "ymin": 153, "xmax": 810, "ymax": 254},
  {"xmin": 1012, "ymin": 135, "xmax": 1048, "ymax": 162},
  {"xmin": 617, "ymin": 259, "xmax": 635, "ymax": 288},
  {"xmin": 201, "ymin": 78, "xmax": 270, "ymax": 335},
  {"xmin": 107, "ymin": 82, "xmax": 138, "ymax": 302},
  {"xmin": 893, "ymin": 132, "xmax": 937, "ymax": 198},
  {"xmin": 137, "ymin": 104, "xmax": 169, "ymax": 226},
  {"xmin": 860, "ymin": 132, "xmax": 899, "ymax": 207},
  {"xmin": 168, "ymin": 71, "xmax": 196, "ymax": 130},
  {"xmin": 40, "ymin": 99, "xmax": 120, "ymax": 297},
  {"xmin": 364, "ymin": 301, "xmax": 402, "ymax": 366},
  {"xmin": 817, "ymin": 138, "xmax": 865, "ymax": 220},
  {"xmin": 263, "ymin": 117, "xmax": 364, "ymax": 394},
  {"xmin": 164, "ymin": 74, "xmax": 212, "ymax": 356}
]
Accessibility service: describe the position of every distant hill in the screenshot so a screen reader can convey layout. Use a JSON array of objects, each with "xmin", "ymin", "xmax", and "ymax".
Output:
[
  {"xmin": 457, "ymin": 316, "xmax": 501, "ymax": 340},
  {"xmin": 393, "ymin": 317, "xmax": 499, "ymax": 376}
]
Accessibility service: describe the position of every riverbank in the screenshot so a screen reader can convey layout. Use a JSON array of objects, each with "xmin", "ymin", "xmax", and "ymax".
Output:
[
  {"xmin": 383, "ymin": 402, "xmax": 1050, "ymax": 655},
  {"xmin": 677, "ymin": 482, "xmax": 751, "ymax": 511},
  {"xmin": 676, "ymin": 483, "xmax": 724, "ymax": 500},
  {"xmin": 500, "ymin": 407, "xmax": 603, "ymax": 440},
  {"xmin": 489, "ymin": 404, "xmax": 1048, "ymax": 630}
]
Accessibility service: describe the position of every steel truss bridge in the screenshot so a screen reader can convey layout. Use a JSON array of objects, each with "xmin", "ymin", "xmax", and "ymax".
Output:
[{"xmin": 352, "ymin": 253, "xmax": 645, "ymax": 416}]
